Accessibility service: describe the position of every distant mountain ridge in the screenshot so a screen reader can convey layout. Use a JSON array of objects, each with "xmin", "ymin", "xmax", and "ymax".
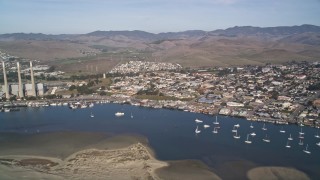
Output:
[
  {"xmin": 1, "ymin": 24, "xmax": 320, "ymax": 72},
  {"xmin": 1, "ymin": 24, "xmax": 319, "ymax": 41},
  {"xmin": 211, "ymin": 24, "xmax": 320, "ymax": 36}
]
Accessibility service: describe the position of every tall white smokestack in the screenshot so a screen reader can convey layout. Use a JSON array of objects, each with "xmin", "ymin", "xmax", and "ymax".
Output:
[
  {"xmin": 17, "ymin": 62, "xmax": 24, "ymax": 98},
  {"xmin": 30, "ymin": 61, "xmax": 36, "ymax": 96},
  {"xmin": 2, "ymin": 61, "xmax": 9, "ymax": 99}
]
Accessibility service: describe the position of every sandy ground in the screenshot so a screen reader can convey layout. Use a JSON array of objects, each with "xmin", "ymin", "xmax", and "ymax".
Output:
[
  {"xmin": 0, "ymin": 132, "xmax": 311, "ymax": 180},
  {"xmin": 247, "ymin": 167, "xmax": 310, "ymax": 180},
  {"xmin": 0, "ymin": 143, "xmax": 166, "ymax": 180}
]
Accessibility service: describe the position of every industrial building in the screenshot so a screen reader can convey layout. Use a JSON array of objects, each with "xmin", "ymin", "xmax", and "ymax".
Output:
[{"xmin": 1, "ymin": 61, "xmax": 47, "ymax": 99}]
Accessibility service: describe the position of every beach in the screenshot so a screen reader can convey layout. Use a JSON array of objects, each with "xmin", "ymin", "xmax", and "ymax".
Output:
[{"xmin": 0, "ymin": 131, "xmax": 311, "ymax": 179}]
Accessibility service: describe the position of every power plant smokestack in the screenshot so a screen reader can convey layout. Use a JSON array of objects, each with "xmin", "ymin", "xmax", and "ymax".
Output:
[
  {"xmin": 2, "ymin": 61, "xmax": 9, "ymax": 99},
  {"xmin": 30, "ymin": 61, "xmax": 36, "ymax": 97},
  {"xmin": 17, "ymin": 62, "xmax": 24, "ymax": 98}
]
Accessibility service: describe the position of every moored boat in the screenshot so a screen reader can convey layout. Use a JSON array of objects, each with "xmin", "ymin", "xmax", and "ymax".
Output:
[
  {"xmin": 195, "ymin": 126, "xmax": 201, "ymax": 134},
  {"xmin": 245, "ymin": 134, "xmax": 252, "ymax": 144},
  {"xmin": 115, "ymin": 112, "xmax": 125, "ymax": 117},
  {"xmin": 303, "ymin": 144, "xmax": 311, "ymax": 154},
  {"xmin": 204, "ymin": 124, "xmax": 210, "ymax": 129}
]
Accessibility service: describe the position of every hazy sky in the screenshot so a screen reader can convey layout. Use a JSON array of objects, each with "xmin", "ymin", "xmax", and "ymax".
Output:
[{"xmin": 0, "ymin": 0, "xmax": 319, "ymax": 34}]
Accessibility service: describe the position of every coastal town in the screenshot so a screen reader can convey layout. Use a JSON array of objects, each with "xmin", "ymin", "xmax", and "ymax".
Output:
[
  {"xmin": 106, "ymin": 60, "xmax": 320, "ymax": 128},
  {"xmin": 1, "ymin": 50, "xmax": 320, "ymax": 128}
]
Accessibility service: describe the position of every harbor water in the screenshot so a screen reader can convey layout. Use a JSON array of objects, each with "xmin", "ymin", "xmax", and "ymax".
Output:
[{"xmin": 0, "ymin": 103, "xmax": 319, "ymax": 179}]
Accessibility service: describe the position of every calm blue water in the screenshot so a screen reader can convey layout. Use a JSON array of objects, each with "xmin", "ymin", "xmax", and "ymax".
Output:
[{"xmin": 0, "ymin": 103, "xmax": 320, "ymax": 178}]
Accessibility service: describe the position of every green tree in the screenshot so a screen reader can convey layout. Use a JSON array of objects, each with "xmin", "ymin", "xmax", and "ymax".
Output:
[{"xmin": 69, "ymin": 85, "xmax": 76, "ymax": 91}]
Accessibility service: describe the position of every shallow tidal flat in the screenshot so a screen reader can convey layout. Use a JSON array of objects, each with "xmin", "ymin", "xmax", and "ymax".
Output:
[{"xmin": 0, "ymin": 131, "xmax": 310, "ymax": 180}]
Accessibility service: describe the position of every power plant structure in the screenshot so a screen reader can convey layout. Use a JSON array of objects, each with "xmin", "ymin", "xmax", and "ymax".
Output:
[
  {"xmin": 17, "ymin": 62, "xmax": 24, "ymax": 98},
  {"xmin": 2, "ymin": 61, "xmax": 9, "ymax": 99},
  {"xmin": 29, "ymin": 61, "xmax": 36, "ymax": 97},
  {"xmin": 1, "ymin": 61, "xmax": 46, "ymax": 99}
]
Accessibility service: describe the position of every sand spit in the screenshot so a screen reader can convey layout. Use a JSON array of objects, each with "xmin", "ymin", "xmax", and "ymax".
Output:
[
  {"xmin": 247, "ymin": 167, "xmax": 310, "ymax": 180},
  {"xmin": 0, "ymin": 143, "xmax": 166, "ymax": 180}
]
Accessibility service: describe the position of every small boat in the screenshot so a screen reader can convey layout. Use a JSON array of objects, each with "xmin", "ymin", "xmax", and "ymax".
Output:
[
  {"xmin": 299, "ymin": 123, "xmax": 304, "ymax": 127},
  {"xmin": 279, "ymin": 127, "xmax": 286, "ymax": 133},
  {"xmin": 212, "ymin": 127, "xmax": 218, "ymax": 134},
  {"xmin": 286, "ymin": 141, "xmax": 291, "ymax": 148},
  {"xmin": 303, "ymin": 144, "xmax": 311, "ymax": 154},
  {"xmin": 80, "ymin": 104, "xmax": 88, "ymax": 108},
  {"xmin": 195, "ymin": 119, "xmax": 203, "ymax": 123},
  {"xmin": 131, "ymin": 112, "xmax": 133, "ymax": 119},
  {"xmin": 288, "ymin": 134, "xmax": 293, "ymax": 141},
  {"xmin": 299, "ymin": 139, "xmax": 304, "ymax": 146},
  {"xmin": 250, "ymin": 132, "xmax": 256, "ymax": 137},
  {"xmin": 315, "ymin": 132, "xmax": 320, "ymax": 138},
  {"xmin": 250, "ymin": 123, "xmax": 254, "ymax": 128},
  {"xmin": 262, "ymin": 123, "xmax": 267, "ymax": 131},
  {"xmin": 195, "ymin": 126, "xmax": 201, "ymax": 134},
  {"xmin": 115, "ymin": 112, "xmax": 125, "ymax": 117},
  {"xmin": 88, "ymin": 103, "xmax": 94, "ymax": 108},
  {"xmin": 262, "ymin": 134, "xmax": 270, "ymax": 143},
  {"xmin": 233, "ymin": 131, "xmax": 240, "ymax": 139},
  {"xmin": 204, "ymin": 124, "xmax": 210, "ymax": 129},
  {"xmin": 234, "ymin": 124, "xmax": 240, "ymax": 128},
  {"xmin": 299, "ymin": 134, "xmax": 304, "ymax": 139},
  {"xmin": 245, "ymin": 134, "xmax": 252, "ymax": 144},
  {"xmin": 90, "ymin": 112, "xmax": 94, "ymax": 118},
  {"xmin": 232, "ymin": 126, "xmax": 237, "ymax": 133},
  {"xmin": 299, "ymin": 128, "xmax": 304, "ymax": 135},
  {"xmin": 316, "ymin": 142, "xmax": 320, "ymax": 146},
  {"xmin": 213, "ymin": 116, "xmax": 219, "ymax": 125}
]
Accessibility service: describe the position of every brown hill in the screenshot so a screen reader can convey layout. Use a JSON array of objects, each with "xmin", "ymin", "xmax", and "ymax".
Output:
[{"xmin": 0, "ymin": 25, "xmax": 320, "ymax": 73}]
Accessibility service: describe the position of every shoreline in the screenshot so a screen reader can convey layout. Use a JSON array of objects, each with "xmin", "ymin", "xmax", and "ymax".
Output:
[
  {"xmin": 0, "ymin": 131, "xmax": 311, "ymax": 179},
  {"xmin": 1, "ymin": 99, "xmax": 319, "ymax": 128}
]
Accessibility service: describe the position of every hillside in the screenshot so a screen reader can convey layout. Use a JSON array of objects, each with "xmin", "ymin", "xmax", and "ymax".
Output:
[{"xmin": 0, "ymin": 25, "xmax": 319, "ymax": 72}]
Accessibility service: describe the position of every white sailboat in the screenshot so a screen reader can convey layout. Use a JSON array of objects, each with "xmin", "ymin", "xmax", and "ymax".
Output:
[
  {"xmin": 262, "ymin": 134, "xmax": 270, "ymax": 143},
  {"xmin": 286, "ymin": 141, "xmax": 291, "ymax": 148},
  {"xmin": 213, "ymin": 127, "xmax": 218, "ymax": 134},
  {"xmin": 303, "ymin": 144, "xmax": 311, "ymax": 154},
  {"xmin": 288, "ymin": 133, "xmax": 293, "ymax": 141},
  {"xmin": 316, "ymin": 142, "xmax": 320, "ymax": 146},
  {"xmin": 262, "ymin": 123, "xmax": 267, "ymax": 131},
  {"xmin": 90, "ymin": 112, "xmax": 94, "ymax": 118},
  {"xmin": 250, "ymin": 132, "xmax": 256, "ymax": 137},
  {"xmin": 204, "ymin": 124, "xmax": 210, "ymax": 129},
  {"xmin": 232, "ymin": 126, "xmax": 238, "ymax": 133},
  {"xmin": 315, "ymin": 131, "xmax": 320, "ymax": 138},
  {"xmin": 299, "ymin": 127, "xmax": 304, "ymax": 135},
  {"xmin": 234, "ymin": 124, "xmax": 240, "ymax": 128},
  {"xmin": 280, "ymin": 127, "xmax": 286, "ymax": 133},
  {"xmin": 299, "ymin": 139, "xmax": 304, "ymax": 146},
  {"xmin": 233, "ymin": 131, "xmax": 240, "ymax": 139},
  {"xmin": 245, "ymin": 134, "xmax": 252, "ymax": 144},
  {"xmin": 299, "ymin": 134, "xmax": 304, "ymax": 139},
  {"xmin": 250, "ymin": 123, "xmax": 254, "ymax": 128},
  {"xmin": 195, "ymin": 126, "xmax": 201, "ymax": 134},
  {"xmin": 213, "ymin": 116, "xmax": 219, "ymax": 125},
  {"xmin": 195, "ymin": 119, "xmax": 203, "ymax": 123}
]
